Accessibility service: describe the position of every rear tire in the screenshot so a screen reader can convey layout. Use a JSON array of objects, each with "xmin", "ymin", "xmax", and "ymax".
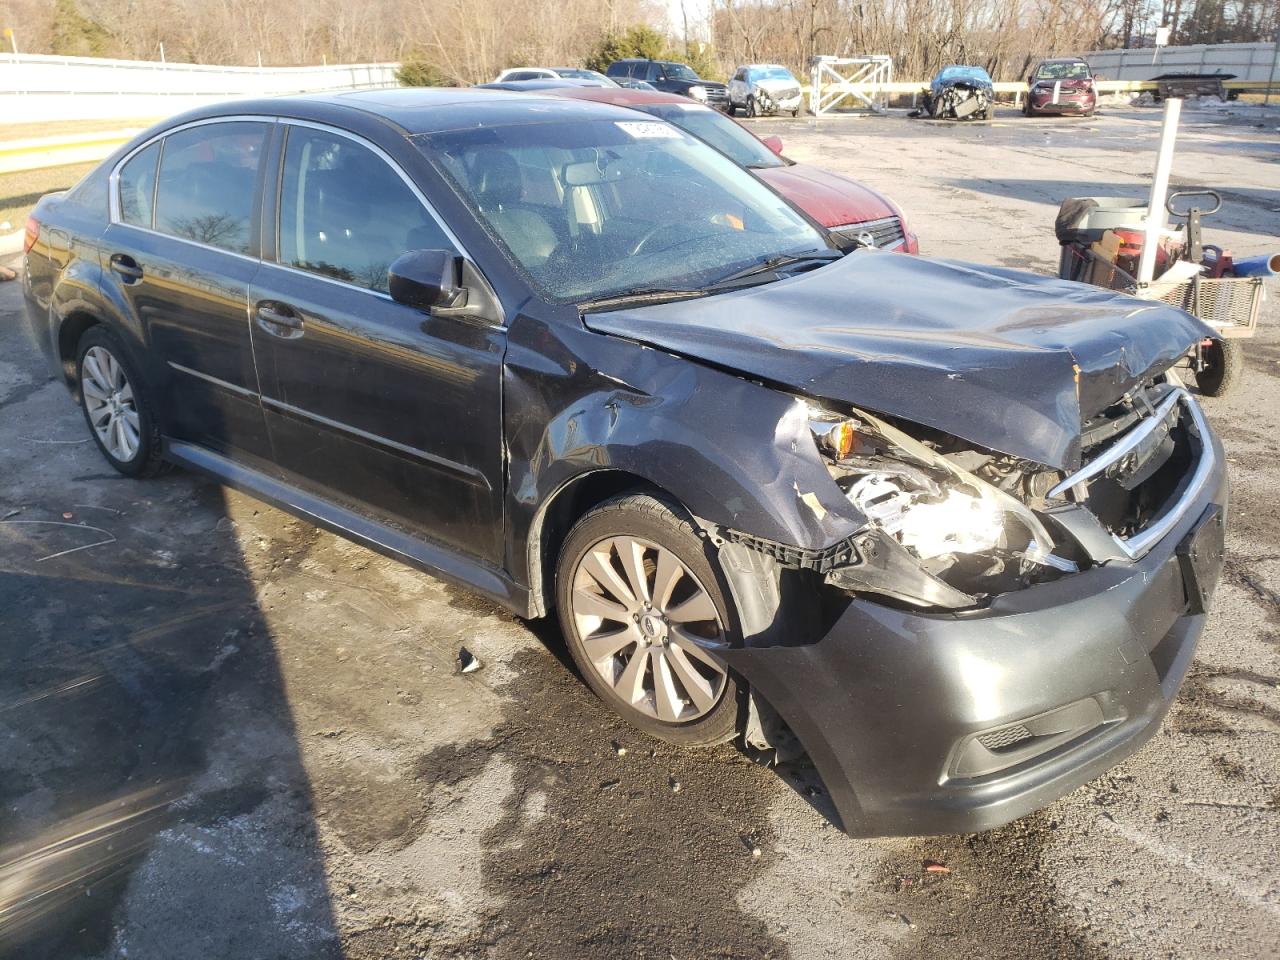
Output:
[
  {"xmin": 556, "ymin": 492, "xmax": 742, "ymax": 747},
  {"xmin": 1196, "ymin": 339, "xmax": 1244, "ymax": 397},
  {"xmin": 76, "ymin": 326, "xmax": 167, "ymax": 478}
]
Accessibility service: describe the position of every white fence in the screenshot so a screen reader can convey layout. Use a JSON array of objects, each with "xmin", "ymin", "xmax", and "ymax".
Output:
[
  {"xmin": 1, "ymin": 54, "xmax": 400, "ymax": 124},
  {"xmin": 1083, "ymin": 42, "xmax": 1279, "ymax": 82}
]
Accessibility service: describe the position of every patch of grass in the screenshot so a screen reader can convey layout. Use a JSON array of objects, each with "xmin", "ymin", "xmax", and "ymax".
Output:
[
  {"xmin": 0, "ymin": 162, "xmax": 99, "ymax": 230},
  {"xmin": 0, "ymin": 118, "xmax": 160, "ymax": 143}
]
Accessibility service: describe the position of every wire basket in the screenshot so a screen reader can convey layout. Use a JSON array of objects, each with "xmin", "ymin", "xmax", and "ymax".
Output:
[
  {"xmin": 1146, "ymin": 274, "xmax": 1264, "ymax": 336},
  {"xmin": 1062, "ymin": 244, "xmax": 1264, "ymax": 337}
]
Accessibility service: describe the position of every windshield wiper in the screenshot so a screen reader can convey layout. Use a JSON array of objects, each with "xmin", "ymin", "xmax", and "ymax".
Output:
[
  {"xmin": 706, "ymin": 250, "xmax": 843, "ymax": 290},
  {"xmin": 578, "ymin": 288, "xmax": 707, "ymax": 313}
]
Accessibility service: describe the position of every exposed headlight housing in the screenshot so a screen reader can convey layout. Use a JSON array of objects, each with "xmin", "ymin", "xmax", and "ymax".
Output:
[
  {"xmin": 805, "ymin": 403, "xmax": 1076, "ymax": 606},
  {"xmin": 688, "ymin": 85, "xmax": 708, "ymax": 102}
]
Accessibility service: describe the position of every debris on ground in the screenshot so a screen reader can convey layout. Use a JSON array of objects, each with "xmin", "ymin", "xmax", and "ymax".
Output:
[
  {"xmin": 923, "ymin": 860, "xmax": 951, "ymax": 874},
  {"xmin": 670, "ymin": 778, "xmax": 683, "ymax": 793},
  {"xmin": 612, "ymin": 741, "xmax": 627, "ymax": 757},
  {"xmin": 457, "ymin": 646, "xmax": 483, "ymax": 674}
]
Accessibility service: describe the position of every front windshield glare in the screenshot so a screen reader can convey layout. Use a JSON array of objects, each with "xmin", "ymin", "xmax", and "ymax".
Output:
[
  {"xmin": 1036, "ymin": 62, "xmax": 1089, "ymax": 79},
  {"xmin": 666, "ymin": 64, "xmax": 700, "ymax": 81},
  {"xmin": 421, "ymin": 118, "xmax": 825, "ymax": 302},
  {"xmin": 635, "ymin": 103, "xmax": 783, "ymax": 169}
]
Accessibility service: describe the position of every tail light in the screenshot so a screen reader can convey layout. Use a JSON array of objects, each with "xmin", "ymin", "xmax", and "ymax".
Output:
[{"xmin": 23, "ymin": 216, "xmax": 39, "ymax": 255}]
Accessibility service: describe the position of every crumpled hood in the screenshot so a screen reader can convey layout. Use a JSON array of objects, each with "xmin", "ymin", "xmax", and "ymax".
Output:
[
  {"xmin": 583, "ymin": 252, "xmax": 1214, "ymax": 470},
  {"xmin": 753, "ymin": 77, "xmax": 802, "ymax": 96},
  {"xmin": 756, "ymin": 164, "xmax": 897, "ymax": 228}
]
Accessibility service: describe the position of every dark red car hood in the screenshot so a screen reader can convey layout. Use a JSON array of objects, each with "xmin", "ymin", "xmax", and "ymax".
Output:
[{"xmin": 757, "ymin": 163, "xmax": 898, "ymax": 228}]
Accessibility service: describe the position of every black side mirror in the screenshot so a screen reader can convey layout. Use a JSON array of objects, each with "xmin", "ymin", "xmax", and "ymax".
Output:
[{"xmin": 388, "ymin": 249, "xmax": 461, "ymax": 311}]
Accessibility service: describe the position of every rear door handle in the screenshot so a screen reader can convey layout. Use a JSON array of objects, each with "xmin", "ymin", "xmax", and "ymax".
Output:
[
  {"xmin": 255, "ymin": 301, "xmax": 304, "ymax": 338},
  {"xmin": 109, "ymin": 253, "xmax": 144, "ymax": 283}
]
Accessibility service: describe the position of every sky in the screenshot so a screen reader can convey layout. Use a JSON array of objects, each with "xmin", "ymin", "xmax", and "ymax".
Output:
[{"xmin": 665, "ymin": 0, "xmax": 714, "ymax": 42}]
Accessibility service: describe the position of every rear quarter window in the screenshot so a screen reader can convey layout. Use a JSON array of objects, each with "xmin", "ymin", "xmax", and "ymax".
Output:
[{"xmin": 118, "ymin": 141, "xmax": 160, "ymax": 227}]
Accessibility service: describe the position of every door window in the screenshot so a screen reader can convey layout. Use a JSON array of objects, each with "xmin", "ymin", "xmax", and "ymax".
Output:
[
  {"xmin": 118, "ymin": 141, "xmax": 160, "ymax": 227},
  {"xmin": 278, "ymin": 127, "xmax": 454, "ymax": 293},
  {"xmin": 153, "ymin": 122, "xmax": 267, "ymax": 255}
]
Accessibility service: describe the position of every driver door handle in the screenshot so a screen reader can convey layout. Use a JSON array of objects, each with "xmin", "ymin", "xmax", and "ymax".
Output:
[
  {"xmin": 109, "ymin": 253, "xmax": 144, "ymax": 283},
  {"xmin": 255, "ymin": 301, "xmax": 304, "ymax": 338}
]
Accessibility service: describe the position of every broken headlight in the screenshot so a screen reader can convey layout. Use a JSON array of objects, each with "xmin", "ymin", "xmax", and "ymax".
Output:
[{"xmin": 807, "ymin": 404, "xmax": 1075, "ymax": 607}]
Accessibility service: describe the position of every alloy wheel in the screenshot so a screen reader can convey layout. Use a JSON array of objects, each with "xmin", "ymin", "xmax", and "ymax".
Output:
[
  {"xmin": 81, "ymin": 345, "xmax": 140, "ymax": 462},
  {"xmin": 569, "ymin": 535, "xmax": 729, "ymax": 723}
]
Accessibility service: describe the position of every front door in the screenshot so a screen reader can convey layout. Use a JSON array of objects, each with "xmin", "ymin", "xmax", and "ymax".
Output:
[
  {"xmin": 249, "ymin": 123, "xmax": 505, "ymax": 563},
  {"xmin": 101, "ymin": 120, "xmax": 272, "ymax": 462}
]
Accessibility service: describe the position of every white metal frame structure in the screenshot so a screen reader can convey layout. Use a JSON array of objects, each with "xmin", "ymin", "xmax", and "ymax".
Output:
[{"xmin": 809, "ymin": 55, "xmax": 893, "ymax": 116}]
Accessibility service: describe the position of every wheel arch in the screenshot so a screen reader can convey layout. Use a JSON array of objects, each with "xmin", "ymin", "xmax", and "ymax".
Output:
[
  {"xmin": 526, "ymin": 468, "xmax": 684, "ymax": 619},
  {"xmin": 57, "ymin": 309, "xmax": 106, "ymax": 396}
]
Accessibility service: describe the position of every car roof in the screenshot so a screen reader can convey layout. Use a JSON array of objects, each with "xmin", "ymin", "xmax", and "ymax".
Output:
[
  {"xmin": 166, "ymin": 88, "xmax": 644, "ymax": 137},
  {"xmin": 551, "ymin": 87, "xmax": 695, "ymax": 107}
]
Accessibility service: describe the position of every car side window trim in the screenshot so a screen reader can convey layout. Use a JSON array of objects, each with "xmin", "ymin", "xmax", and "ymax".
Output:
[
  {"xmin": 263, "ymin": 118, "xmax": 503, "ymax": 325},
  {"xmin": 108, "ymin": 114, "xmax": 272, "ymax": 266},
  {"xmin": 273, "ymin": 118, "xmax": 471, "ymax": 265}
]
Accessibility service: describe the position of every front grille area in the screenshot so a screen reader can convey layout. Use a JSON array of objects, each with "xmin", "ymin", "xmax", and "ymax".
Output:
[
  {"xmin": 1059, "ymin": 386, "xmax": 1202, "ymax": 558},
  {"xmin": 833, "ymin": 216, "xmax": 906, "ymax": 250},
  {"xmin": 705, "ymin": 86, "xmax": 729, "ymax": 104}
]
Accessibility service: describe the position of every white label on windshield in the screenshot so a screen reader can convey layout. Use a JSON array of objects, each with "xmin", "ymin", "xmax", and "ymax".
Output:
[
  {"xmin": 670, "ymin": 103, "xmax": 712, "ymax": 112},
  {"xmin": 615, "ymin": 121, "xmax": 681, "ymax": 139}
]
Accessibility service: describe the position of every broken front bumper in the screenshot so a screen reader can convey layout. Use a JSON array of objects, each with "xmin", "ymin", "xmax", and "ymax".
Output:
[
  {"xmin": 722, "ymin": 439, "xmax": 1226, "ymax": 837},
  {"xmin": 1030, "ymin": 90, "xmax": 1096, "ymax": 113}
]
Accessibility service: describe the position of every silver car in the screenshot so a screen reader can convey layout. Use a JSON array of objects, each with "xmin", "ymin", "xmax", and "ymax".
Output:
[{"xmin": 728, "ymin": 64, "xmax": 803, "ymax": 117}]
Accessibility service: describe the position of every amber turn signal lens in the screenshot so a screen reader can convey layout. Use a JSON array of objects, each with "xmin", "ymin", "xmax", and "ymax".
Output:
[{"xmin": 826, "ymin": 421, "xmax": 858, "ymax": 459}]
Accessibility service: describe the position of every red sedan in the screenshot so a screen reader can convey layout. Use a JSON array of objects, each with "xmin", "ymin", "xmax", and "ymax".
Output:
[
  {"xmin": 1025, "ymin": 58, "xmax": 1098, "ymax": 117},
  {"xmin": 553, "ymin": 87, "xmax": 919, "ymax": 253}
]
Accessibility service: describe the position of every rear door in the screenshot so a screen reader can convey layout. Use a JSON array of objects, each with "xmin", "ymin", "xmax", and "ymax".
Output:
[
  {"xmin": 101, "ymin": 119, "xmax": 273, "ymax": 462},
  {"xmin": 248, "ymin": 121, "xmax": 506, "ymax": 562}
]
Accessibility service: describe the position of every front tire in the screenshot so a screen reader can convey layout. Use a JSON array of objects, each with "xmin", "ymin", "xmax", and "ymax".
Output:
[
  {"xmin": 76, "ymin": 326, "xmax": 166, "ymax": 477},
  {"xmin": 1196, "ymin": 339, "xmax": 1244, "ymax": 397},
  {"xmin": 745, "ymin": 96, "xmax": 758, "ymax": 118},
  {"xmin": 556, "ymin": 492, "xmax": 742, "ymax": 747}
]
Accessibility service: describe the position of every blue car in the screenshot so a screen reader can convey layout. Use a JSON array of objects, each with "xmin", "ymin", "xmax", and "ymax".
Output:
[{"xmin": 921, "ymin": 65, "xmax": 994, "ymax": 120}]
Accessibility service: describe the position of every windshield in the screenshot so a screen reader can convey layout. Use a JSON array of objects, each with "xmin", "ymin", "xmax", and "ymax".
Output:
[
  {"xmin": 750, "ymin": 67, "xmax": 794, "ymax": 82},
  {"xmin": 665, "ymin": 63, "xmax": 700, "ymax": 82},
  {"xmin": 419, "ymin": 118, "xmax": 825, "ymax": 303},
  {"xmin": 557, "ymin": 68, "xmax": 615, "ymax": 85},
  {"xmin": 633, "ymin": 103, "xmax": 783, "ymax": 169},
  {"xmin": 938, "ymin": 66, "xmax": 990, "ymax": 83},
  {"xmin": 1034, "ymin": 61, "xmax": 1090, "ymax": 80}
]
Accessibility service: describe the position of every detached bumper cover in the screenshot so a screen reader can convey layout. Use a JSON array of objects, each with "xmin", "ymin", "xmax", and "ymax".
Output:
[{"xmin": 723, "ymin": 446, "xmax": 1227, "ymax": 837}]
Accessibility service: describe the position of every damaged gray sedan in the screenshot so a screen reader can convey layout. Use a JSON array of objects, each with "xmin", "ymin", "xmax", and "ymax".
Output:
[{"xmin": 24, "ymin": 90, "xmax": 1225, "ymax": 836}]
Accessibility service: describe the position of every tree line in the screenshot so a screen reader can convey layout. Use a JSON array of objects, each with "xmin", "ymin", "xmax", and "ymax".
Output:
[{"xmin": 3, "ymin": 0, "xmax": 1275, "ymax": 84}]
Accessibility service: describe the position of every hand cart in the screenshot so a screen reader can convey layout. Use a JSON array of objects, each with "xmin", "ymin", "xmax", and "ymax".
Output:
[{"xmin": 1056, "ymin": 189, "xmax": 1264, "ymax": 397}]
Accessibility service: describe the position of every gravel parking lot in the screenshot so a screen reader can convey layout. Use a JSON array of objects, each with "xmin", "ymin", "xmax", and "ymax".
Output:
[{"xmin": 2, "ymin": 101, "xmax": 1278, "ymax": 960}]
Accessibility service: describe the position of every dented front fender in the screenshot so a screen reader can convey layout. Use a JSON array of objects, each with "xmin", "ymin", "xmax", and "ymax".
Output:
[{"xmin": 502, "ymin": 309, "xmax": 863, "ymax": 601}]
